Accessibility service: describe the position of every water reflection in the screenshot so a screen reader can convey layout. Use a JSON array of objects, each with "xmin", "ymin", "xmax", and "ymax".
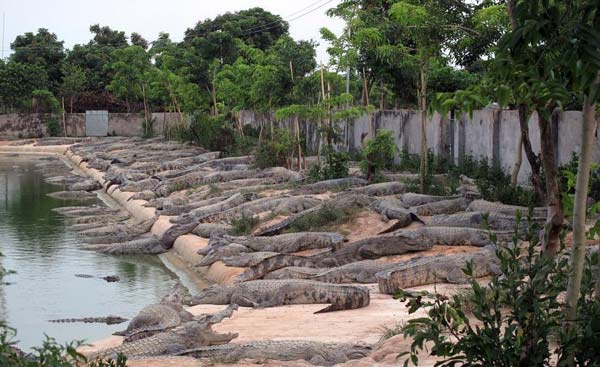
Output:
[{"xmin": 0, "ymin": 155, "xmax": 179, "ymax": 350}]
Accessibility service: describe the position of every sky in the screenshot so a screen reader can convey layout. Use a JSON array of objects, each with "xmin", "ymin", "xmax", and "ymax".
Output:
[{"xmin": 0, "ymin": 0, "xmax": 345, "ymax": 63}]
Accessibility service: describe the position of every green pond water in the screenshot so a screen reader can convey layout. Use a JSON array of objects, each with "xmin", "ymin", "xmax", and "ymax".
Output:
[{"xmin": 0, "ymin": 155, "xmax": 184, "ymax": 350}]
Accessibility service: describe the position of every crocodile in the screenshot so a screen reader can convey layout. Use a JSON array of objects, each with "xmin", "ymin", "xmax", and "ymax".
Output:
[
  {"xmin": 74, "ymin": 274, "xmax": 120, "ymax": 282},
  {"xmin": 49, "ymin": 315, "xmax": 127, "ymax": 325},
  {"xmin": 221, "ymin": 252, "xmax": 280, "ymax": 267},
  {"xmin": 314, "ymin": 235, "xmax": 433, "ymax": 267},
  {"xmin": 89, "ymin": 304, "xmax": 239, "ymax": 360},
  {"xmin": 413, "ymin": 197, "xmax": 468, "ymax": 216},
  {"xmin": 400, "ymin": 193, "xmax": 462, "ymax": 207},
  {"xmin": 176, "ymin": 340, "xmax": 372, "ymax": 366},
  {"xmin": 192, "ymin": 223, "xmax": 233, "ymax": 238},
  {"xmin": 78, "ymin": 215, "xmax": 158, "ymax": 238},
  {"xmin": 233, "ymin": 254, "xmax": 325, "ymax": 282},
  {"xmin": 350, "ymin": 181, "xmax": 406, "ymax": 196},
  {"xmin": 68, "ymin": 179, "xmax": 102, "ymax": 192},
  {"xmin": 196, "ymin": 195, "xmax": 322, "ymax": 224},
  {"xmin": 291, "ymin": 177, "xmax": 368, "ymax": 195},
  {"xmin": 428, "ymin": 211, "xmax": 545, "ymax": 232},
  {"xmin": 376, "ymin": 246, "xmax": 501, "ymax": 293},
  {"xmin": 358, "ymin": 227, "xmax": 508, "ymax": 259},
  {"xmin": 45, "ymin": 175, "xmax": 86, "ymax": 186},
  {"xmin": 200, "ymin": 232, "xmax": 344, "ymax": 255},
  {"xmin": 188, "ymin": 279, "xmax": 370, "ymax": 313},
  {"xmin": 466, "ymin": 199, "xmax": 548, "ymax": 217},
  {"xmin": 47, "ymin": 190, "xmax": 97, "ymax": 200},
  {"xmin": 52, "ymin": 205, "xmax": 119, "ymax": 217},
  {"xmin": 371, "ymin": 197, "xmax": 421, "ymax": 227},
  {"xmin": 255, "ymin": 193, "xmax": 374, "ymax": 236},
  {"xmin": 66, "ymin": 212, "xmax": 130, "ymax": 225},
  {"xmin": 264, "ymin": 266, "xmax": 323, "ymax": 280},
  {"xmin": 172, "ymin": 192, "xmax": 257, "ymax": 225},
  {"xmin": 195, "ymin": 243, "xmax": 253, "ymax": 267},
  {"xmin": 115, "ymin": 283, "xmax": 193, "ymax": 342},
  {"xmin": 159, "ymin": 195, "xmax": 232, "ymax": 216},
  {"xmin": 81, "ymin": 235, "xmax": 166, "ymax": 255},
  {"xmin": 119, "ymin": 178, "xmax": 161, "ymax": 193}
]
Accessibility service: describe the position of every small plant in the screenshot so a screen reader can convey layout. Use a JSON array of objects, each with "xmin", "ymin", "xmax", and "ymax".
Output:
[
  {"xmin": 231, "ymin": 215, "xmax": 259, "ymax": 235},
  {"xmin": 309, "ymin": 147, "xmax": 350, "ymax": 182},
  {"xmin": 287, "ymin": 205, "xmax": 359, "ymax": 232},
  {"xmin": 397, "ymin": 213, "xmax": 600, "ymax": 366},
  {"xmin": 254, "ymin": 128, "xmax": 294, "ymax": 169},
  {"xmin": 360, "ymin": 130, "xmax": 396, "ymax": 182},
  {"xmin": 46, "ymin": 115, "xmax": 61, "ymax": 137}
]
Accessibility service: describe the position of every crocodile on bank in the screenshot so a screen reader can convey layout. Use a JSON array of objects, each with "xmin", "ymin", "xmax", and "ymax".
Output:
[
  {"xmin": 428, "ymin": 211, "xmax": 545, "ymax": 232},
  {"xmin": 232, "ymin": 254, "xmax": 325, "ymax": 282},
  {"xmin": 115, "ymin": 283, "xmax": 193, "ymax": 342},
  {"xmin": 400, "ymin": 193, "xmax": 462, "ymax": 207},
  {"xmin": 191, "ymin": 223, "xmax": 233, "ymax": 238},
  {"xmin": 81, "ymin": 235, "xmax": 166, "ymax": 255},
  {"xmin": 195, "ymin": 244, "xmax": 253, "ymax": 267},
  {"xmin": 413, "ymin": 197, "xmax": 468, "ymax": 216},
  {"xmin": 199, "ymin": 232, "xmax": 344, "ymax": 255},
  {"xmin": 265, "ymin": 260, "xmax": 399, "ymax": 284},
  {"xmin": 49, "ymin": 316, "xmax": 127, "ymax": 325},
  {"xmin": 376, "ymin": 246, "xmax": 501, "ymax": 293},
  {"xmin": 291, "ymin": 177, "xmax": 368, "ymax": 195},
  {"xmin": 52, "ymin": 205, "xmax": 120, "ymax": 217},
  {"xmin": 176, "ymin": 340, "xmax": 372, "ymax": 366},
  {"xmin": 349, "ymin": 181, "xmax": 406, "ymax": 196},
  {"xmin": 255, "ymin": 193, "xmax": 374, "ymax": 236},
  {"xmin": 371, "ymin": 197, "xmax": 422, "ymax": 227},
  {"xmin": 358, "ymin": 227, "xmax": 509, "ymax": 259},
  {"xmin": 188, "ymin": 279, "xmax": 370, "ymax": 313},
  {"xmin": 467, "ymin": 199, "xmax": 548, "ymax": 217},
  {"xmin": 89, "ymin": 304, "xmax": 239, "ymax": 360},
  {"xmin": 47, "ymin": 190, "xmax": 97, "ymax": 200}
]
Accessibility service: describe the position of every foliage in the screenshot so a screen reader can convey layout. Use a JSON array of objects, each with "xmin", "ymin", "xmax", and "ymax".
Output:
[
  {"xmin": 399, "ymin": 215, "xmax": 600, "ymax": 366},
  {"xmin": 10, "ymin": 28, "xmax": 65, "ymax": 91},
  {"xmin": 360, "ymin": 130, "xmax": 396, "ymax": 181},
  {"xmin": 231, "ymin": 215, "xmax": 259, "ymax": 236},
  {"xmin": 559, "ymin": 153, "xmax": 600, "ymax": 219},
  {"xmin": 0, "ymin": 61, "xmax": 48, "ymax": 111},
  {"xmin": 309, "ymin": 147, "xmax": 350, "ymax": 182},
  {"xmin": 45, "ymin": 116, "xmax": 61, "ymax": 137},
  {"xmin": 106, "ymin": 45, "xmax": 151, "ymax": 112},
  {"xmin": 254, "ymin": 128, "xmax": 294, "ymax": 169},
  {"xmin": 287, "ymin": 204, "xmax": 359, "ymax": 233},
  {"xmin": 31, "ymin": 90, "xmax": 60, "ymax": 113}
]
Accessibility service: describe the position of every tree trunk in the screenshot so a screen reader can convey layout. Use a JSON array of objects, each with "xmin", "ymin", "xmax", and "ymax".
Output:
[
  {"xmin": 362, "ymin": 68, "xmax": 370, "ymax": 106},
  {"xmin": 69, "ymin": 96, "xmax": 74, "ymax": 114},
  {"xmin": 211, "ymin": 83, "xmax": 218, "ymax": 116},
  {"xmin": 518, "ymin": 105, "xmax": 546, "ymax": 202},
  {"xmin": 419, "ymin": 58, "xmax": 429, "ymax": 193},
  {"xmin": 380, "ymin": 80, "xmax": 385, "ymax": 111},
  {"xmin": 295, "ymin": 116, "xmax": 302, "ymax": 171},
  {"xmin": 510, "ymin": 134, "xmax": 523, "ymax": 186},
  {"xmin": 269, "ymin": 95, "xmax": 274, "ymax": 140},
  {"xmin": 538, "ymin": 109, "xmax": 563, "ymax": 256},
  {"xmin": 565, "ymin": 92, "xmax": 596, "ymax": 333},
  {"xmin": 61, "ymin": 96, "xmax": 67, "ymax": 138}
]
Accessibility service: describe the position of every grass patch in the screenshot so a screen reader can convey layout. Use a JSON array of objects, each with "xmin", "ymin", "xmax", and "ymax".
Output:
[
  {"xmin": 231, "ymin": 214, "xmax": 259, "ymax": 235},
  {"xmin": 379, "ymin": 322, "xmax": 404, "ymax": 341},
  {"xmin": 286, "ymin": 205, "xmax": 361, "ymax": 233}
]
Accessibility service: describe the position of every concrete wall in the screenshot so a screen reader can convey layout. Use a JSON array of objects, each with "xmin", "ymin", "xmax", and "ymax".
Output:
[
  {"xmin": 0, "ymin": 112, "xmax": 186, "ymax": 139},
  {"xmin": 240, "ymin": 108, "xmax": 600, "ymax": 183}
]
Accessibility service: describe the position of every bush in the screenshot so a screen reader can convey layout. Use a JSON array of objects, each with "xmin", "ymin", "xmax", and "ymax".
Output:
[
  {"xmin": 231, "ymin": 215, "xmax": 259, "ymax": 235},
  {"xmin": 287, "ymin": 204, "xmax": 359, "ymax": 233},
  {"xmin": 254, "ymin": 128, "xmax": 294, "ymax": 169},
  {"xmin": 398, "ymin": 214, "xmax": 600, "ymax": 366},
  {"xmin": 360, "ymin": 130, "xmax": 396, "ymax": 181},
  {"xmin": 309, "ymin": 147, "xmax": 350, "ymax": 182},
  {"xmin": 45, "ymin": 115, "xmax": 61, "ymax": 137}
]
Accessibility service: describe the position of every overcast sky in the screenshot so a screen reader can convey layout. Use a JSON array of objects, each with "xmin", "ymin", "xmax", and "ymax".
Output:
[{"xmin": 0, "ymin": 0, "xmax": 345, "ymax": 63}]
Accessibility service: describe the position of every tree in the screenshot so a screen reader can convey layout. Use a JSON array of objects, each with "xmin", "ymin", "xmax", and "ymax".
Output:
[
  {"xmin": 390, "ymin": 0, "xmax": 464, "ymax": 192},
  {"xmin": 89, "ymin": 24, "xmax": 128, "ymax": 47},
  {"xmin": 0, "ymin": 60, "xmax": 48, "ymax": 111},
  {"xmin": 184, "ymin": 7, "xmax": 289, "ymax": 51},
  {"xmin": 60, "ymin": 63, "xmax": 87, "ymax": 113},
  {"xmin": 130, "ymin": 32, "xmax": 148, "ymax": 49},
  {"xmin": 10, "ymin": 28, "xmax": 65, "ymax": 91},
  {"xmin": 106, "ymin": 46, "xmax": 154, "ymax": 134}
]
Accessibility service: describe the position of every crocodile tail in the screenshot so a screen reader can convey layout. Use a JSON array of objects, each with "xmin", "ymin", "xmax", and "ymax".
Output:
[{"xmin": 313, "ymin": 288, "xmax": 370, "ymax": 314}]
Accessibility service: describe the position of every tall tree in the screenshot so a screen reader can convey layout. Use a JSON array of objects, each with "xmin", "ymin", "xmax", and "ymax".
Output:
[
  {"xmin": 0, "ymin": 61, "xmax": 48, "ymax": 111},
  {"xmin": 130, "ymin": 32, "xmax": 149, "ymax": 49},
  {"xmin": 59, "ymin": 63, "xmax": 86, "ymax": 113},
  {"xmin": 10, "ymin": 28, "xmax": 65, "ymax": 91}
]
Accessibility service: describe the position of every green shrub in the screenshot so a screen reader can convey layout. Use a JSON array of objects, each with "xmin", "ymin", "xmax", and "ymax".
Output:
[
  {"xmin": 45, "ymin": 115, "xmax": 61, "ymax": 137},
  {"xmin": 360, "ymin": 130, "xmax": 396, "ymax": 181},
  {"xmin": 254, "ymin": 128, "xmax": 294, "ymax": 169},
  {"xmin": 398, "ymin": 214, "xmax": 600, "ymax": 366},
  {"xmin": 231, "ymin": 215, "xmax": 259, "ymax": 235},
  {"xmin": 287, "ymin": 205, "xmax": 359, "ymax": 232},
  {"xmin": 309, "ymin": 147, "xmax": 350, "ymax": 182}
]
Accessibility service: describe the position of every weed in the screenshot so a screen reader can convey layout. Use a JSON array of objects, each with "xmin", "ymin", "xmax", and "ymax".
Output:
[
  {"xmin": 287, "ymin": 205, "xmax": 360, "ymax": 233},
  {"xmin": 231, "ymin": 215, "xmax": 259, "ymax": 235}
]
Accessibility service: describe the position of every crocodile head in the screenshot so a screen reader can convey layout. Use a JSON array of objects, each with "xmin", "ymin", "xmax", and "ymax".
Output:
[
  {"xmin": 161, "ymin": 282, "xmax": 191, "ymax": 304},
  {"xmin": 196, "ymin": 244, "xmax": 251, "ymax": 267},
  {"xmin": 105, "ymin": 315, "xmax": 129, "ymax": 325},
  {"xmin": 188, "ymin": 285, "xmax": 233, "ymax": 305}
]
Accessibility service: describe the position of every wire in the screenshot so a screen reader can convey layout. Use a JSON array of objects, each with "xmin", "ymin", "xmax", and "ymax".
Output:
[{"xmin": 1, "ymin": 0, "xmax": 339, "ymax": 52}]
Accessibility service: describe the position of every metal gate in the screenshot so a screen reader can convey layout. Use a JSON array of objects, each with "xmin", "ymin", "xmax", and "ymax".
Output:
[{"xmin": 85, "ymin": 110, "xmax": 108, "ymax": 136}]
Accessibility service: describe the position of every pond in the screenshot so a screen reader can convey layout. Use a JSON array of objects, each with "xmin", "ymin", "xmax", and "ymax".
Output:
[{"xmin": 0, "ymin": 154, "xmax": 184, "ymax": 350}]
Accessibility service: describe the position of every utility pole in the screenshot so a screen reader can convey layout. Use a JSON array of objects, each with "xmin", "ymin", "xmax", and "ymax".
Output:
[{"xmin": 1, "ymin": 12, "xmax": 5, "ymax": 61}]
